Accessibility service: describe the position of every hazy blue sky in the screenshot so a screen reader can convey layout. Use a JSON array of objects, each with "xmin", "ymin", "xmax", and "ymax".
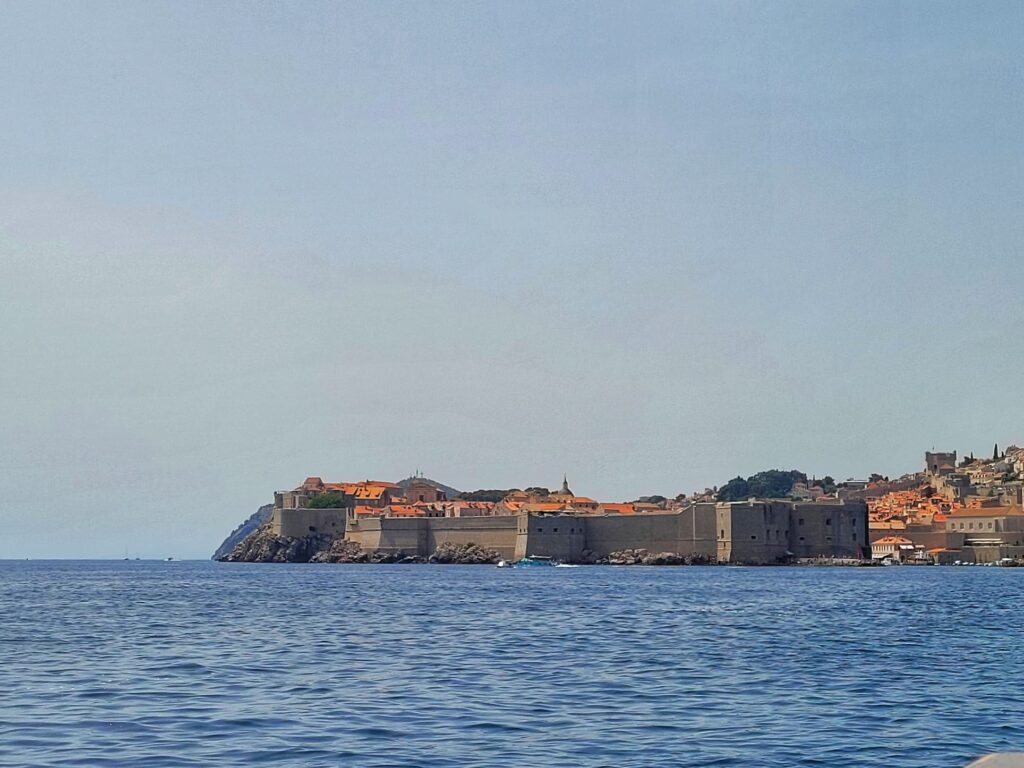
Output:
[{"xmin": 2, "ymin": 1, "xmax": 1022, "ymax": 558}]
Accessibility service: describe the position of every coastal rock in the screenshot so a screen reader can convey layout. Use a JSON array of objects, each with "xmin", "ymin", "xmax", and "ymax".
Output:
[
  {"xmin": 606, "ymin": 549, "xmax": 715, "ymax": 566},
  {"xmin": 607, "ymin": 548, "xmax": 648, "ymax": 565},
  {"xmin": 310, "ymin": 541, "xmax": 427, "ymax": 564},
  {"xmin": 310, "ymin": 539, "xmax": 368, "ymax": 563},
  {"xmin": 211, "ymin": 504, "xmax": 274, "ymax": 560},
  {"xmin": 219, "ymin": 524, "xmax": 333, "ymax": 563},
  {"xmin": 642, "ymin": 552, "xmax": 685, "ymax": 566},
  {"xmin": 428, "ymin": 542, "xmax": 500, "ymax": 565}
]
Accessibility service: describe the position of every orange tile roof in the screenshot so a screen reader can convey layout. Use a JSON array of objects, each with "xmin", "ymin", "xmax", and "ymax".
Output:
[
  {"xmin": 948, "ymin": 506, "xmax": 1024, "ymax": 518},
  {"xmin": 874, "ymin": 536, "xmax": 914, "ymax": 545},
  {"xmin": 362, "ymin": 480, "xmax": 400, "ymax": 489},
  {"xmin": 601, "ymin": 503, "xmax": 636, "ymax": 515},
  {"xmin": 387, "ymin": 505, "xmax": 424, "ymax": 517},
  {"xmin": 353, "ymin": 486, "xmax": 387, "ymax": 500}
]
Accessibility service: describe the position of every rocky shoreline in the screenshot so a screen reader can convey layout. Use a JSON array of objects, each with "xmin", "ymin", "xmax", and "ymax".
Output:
[
  {"xmin": 218, "ymin": 526, "xmax": 505, "ymax": 565},
  {"xmin": 218, "ymin": 527, "xmax": 720, "ymax": 566}
]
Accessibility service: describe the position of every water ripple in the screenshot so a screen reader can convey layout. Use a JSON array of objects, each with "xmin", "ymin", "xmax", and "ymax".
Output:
[{"xmin": 2, "ymin": 561, "xmax": 1023, "ymax": 767}]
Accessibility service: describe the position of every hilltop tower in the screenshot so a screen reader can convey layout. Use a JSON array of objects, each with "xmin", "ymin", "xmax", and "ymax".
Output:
[{"xmin": 925, "ymin": 451, "xmax": 957, "ymax": 477}]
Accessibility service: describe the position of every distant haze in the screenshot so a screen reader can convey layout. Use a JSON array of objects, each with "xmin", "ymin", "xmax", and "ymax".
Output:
[{"xmin": 2, "ymin": 1, "xmax": 1022, "ymax": 558}]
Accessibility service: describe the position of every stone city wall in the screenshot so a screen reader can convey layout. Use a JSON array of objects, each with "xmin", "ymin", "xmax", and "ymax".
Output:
[
  {"xmin": 331, "ymin": 499, "xmax": 869, "ymax": 564},
  {"xmin": 271, "ymin": 507, "xmax": 347, "ymax": 539},
  {"xmin": 347, "ymin": 516, "xmax": 519, "ymax": 560}
]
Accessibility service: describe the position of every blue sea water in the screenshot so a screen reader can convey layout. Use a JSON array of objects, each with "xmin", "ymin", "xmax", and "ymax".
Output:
[{"xmin": 1, "ymin": 561, "xmax": 1023, "ymax": 768}]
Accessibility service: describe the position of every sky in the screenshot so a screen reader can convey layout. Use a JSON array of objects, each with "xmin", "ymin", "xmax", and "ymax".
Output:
[{"xmin": 2, "ymin": 1, "xmax": 1023, "ymax": 559}]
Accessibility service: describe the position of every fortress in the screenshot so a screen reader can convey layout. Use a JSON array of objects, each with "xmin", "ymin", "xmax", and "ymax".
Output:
[{"xmin": 266, "ymin": 477, "xmax": 867, "ymax": 564}]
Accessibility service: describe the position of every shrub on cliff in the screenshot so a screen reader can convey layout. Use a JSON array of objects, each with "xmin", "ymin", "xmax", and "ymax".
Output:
[{"xmin": 458, "ymin": 489, "xmax": 516, "ymax": 502}]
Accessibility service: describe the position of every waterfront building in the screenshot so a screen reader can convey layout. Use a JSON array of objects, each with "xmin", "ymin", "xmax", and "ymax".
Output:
[{"xmin": 871, "ymin": 536, "xmax": 918, "ymax": 563}]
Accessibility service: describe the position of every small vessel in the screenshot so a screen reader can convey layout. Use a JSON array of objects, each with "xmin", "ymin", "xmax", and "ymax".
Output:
[
  {"xmin": 496, "ymin": 560, "xmax": 513, "ymax": 568},
  {"xmin": 514, "ymin": 555, "xmax": 557, "ymax": 568},
  {"xmin": 165, "ymin": 557, "xmax": 175, "ymax": 562}
]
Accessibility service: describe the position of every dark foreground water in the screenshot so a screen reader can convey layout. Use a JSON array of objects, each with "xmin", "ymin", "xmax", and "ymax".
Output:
[{"xmin": 2, "ymin": 562, "xmax": 1023, "ymax": 768}]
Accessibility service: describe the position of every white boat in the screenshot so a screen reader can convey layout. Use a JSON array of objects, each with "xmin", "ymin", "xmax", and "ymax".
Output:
[{"xmin": 515, "ymin": 556, "xmax": 557, "ymax": 568}]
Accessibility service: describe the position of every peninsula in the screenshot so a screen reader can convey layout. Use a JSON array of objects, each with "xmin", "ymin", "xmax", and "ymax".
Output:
[{"xmin": 216, "ymin": 445, "xmax": 1024, "ymax": 566}]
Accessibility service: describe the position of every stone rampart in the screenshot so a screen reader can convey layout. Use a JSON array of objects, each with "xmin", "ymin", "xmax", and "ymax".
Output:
[
  {"xmin": 271, "ymin": 507, "xmax": 347, "ymax": 539},
  {"xmin": 514, "ymin": 505, "xmax": 719, "ymax": 561},
  {"xmin": 346, "ymin": 516, "xmax": 518, "ymax": 560}
]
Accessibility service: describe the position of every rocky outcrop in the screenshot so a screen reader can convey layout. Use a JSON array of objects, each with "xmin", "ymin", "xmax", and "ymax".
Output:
[
  {"xmin": 309, "ymin": 540, "xmax": 425, "ymax": 564},
  {"xmin": 212, "ymin": 504, "xmax": 273, "ymax": 560},
  {"xmin": 428, "ymin": 542, "xmax": 501, "ymax": 564},
  {"xmin": 310, "ymin": 539, "xmax": 366, "ymax": 563},
  {"xmin": 604, "ymin": 549, "xmax": 715, "ymax": 566},
  {"xmin": 219, "ymin": 524, "xmax": 334, "ymax": 563},
  {"xmin": 218, "ymin": 528, "xmax": 497, "ymax": 565}
]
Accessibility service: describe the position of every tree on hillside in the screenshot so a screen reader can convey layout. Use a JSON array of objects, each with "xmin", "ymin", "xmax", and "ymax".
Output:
[
  {"xmin": 307, "ymin": 492, "xmax": 349, "ymax": 509},
  {"xmin": 716, "ymin": 476, "xmax": 750, "ymax": 502},
  {"xmin": 633, "ymin": 495, "xmax": 667, "ymax": 504},
  {"xmin": 717, "ymin": 470, "xmax": 808, "ymax": 502},
  {"xmin": 820, "ymin": 476, "xmax": 837, "ymax": 493},
  {"xmin": 458, "ymin": 489, "xmax": 516, "ymax": 502},
  {"xmin": 748, "ymin": 469, "xmax": 807, "ymax": 498},
  {"xmin": 524, "ymin": 487, "xmax": 551, "ymax": 497},
  {"xmin": 994, "ymin": 444, "xmax": 1000, "ymax": 461}
]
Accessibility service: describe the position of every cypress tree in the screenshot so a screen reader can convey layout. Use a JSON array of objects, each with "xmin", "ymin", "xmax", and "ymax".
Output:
[{"xmin": 994, "ymin": 444, "xmax": 1000, "ymax": 461}]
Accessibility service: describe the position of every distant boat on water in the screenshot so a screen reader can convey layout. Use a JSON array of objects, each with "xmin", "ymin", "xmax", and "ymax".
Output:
[{"xmin": 514, "ymin": 556, "xmax": 557, "ymax": 568}]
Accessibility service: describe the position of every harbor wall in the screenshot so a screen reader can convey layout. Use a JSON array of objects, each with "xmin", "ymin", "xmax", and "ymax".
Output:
[
  {"xmin": 347, "ymin": 516, "xmax": 519, "ymax": 560},
  {"xmin": 319, "ymin": 499, "xmax": 869, "ymax": 564},
  {"xmin": 515, "ymin": 505, "xmax": 720, "ymax": 561},
  {"xmin": 717, "ymin": 500, "xmax": 868, "ymax": 564}
]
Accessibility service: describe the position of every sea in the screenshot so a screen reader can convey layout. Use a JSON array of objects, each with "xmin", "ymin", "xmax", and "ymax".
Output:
[{"xmin": 1, "ymin": 561, "xmax": 1022, "ymax": 768}]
